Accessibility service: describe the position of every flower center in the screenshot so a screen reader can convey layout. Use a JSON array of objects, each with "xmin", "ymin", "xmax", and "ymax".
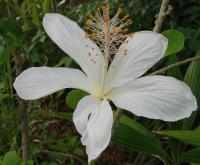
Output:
[{"xmin": 84, "ymin": 4, "xmax": 134, "ymax": 99}]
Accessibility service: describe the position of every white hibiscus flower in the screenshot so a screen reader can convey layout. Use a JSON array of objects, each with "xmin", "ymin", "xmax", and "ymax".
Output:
[{"xmin": 14, "ymin": 7, "xmax": 197, "ymax": 163}]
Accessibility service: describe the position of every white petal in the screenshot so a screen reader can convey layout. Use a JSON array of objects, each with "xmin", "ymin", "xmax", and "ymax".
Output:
[
  {"xmin": 73, "ymin": 95, "xmax": 113, "ymax": 162},
  {"xmin": 73, "ymin": 96, "xmax": 97, "ymax": 135},
  {"xmin": 105, "ymin": 31, "xmax": 168, "ymax": 92},
  {"xmin": 107, "ymin": 76, "xmax": 197, "ymax": 121},
  {"xmin": 43, "ymin": 13, "xmax": 104, "ymax": 91},
  {"xmin": 14, "ymin": 67, "xmax": 91, "ymax": 100}
]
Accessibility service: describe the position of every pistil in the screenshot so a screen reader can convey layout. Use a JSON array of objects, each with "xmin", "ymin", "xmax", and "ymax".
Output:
[
  {"xmin": 101, "ymin": 4, "xmax": 111, "ymax": 97},
  {"xmin": 103, "ymin": 4, "xmax": 111, "ymax": 70}
]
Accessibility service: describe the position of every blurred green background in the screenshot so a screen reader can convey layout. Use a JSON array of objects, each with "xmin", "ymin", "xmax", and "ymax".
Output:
[{"xmin": 0, "ymin": 0, "xmax": 200, "ymax": 164}]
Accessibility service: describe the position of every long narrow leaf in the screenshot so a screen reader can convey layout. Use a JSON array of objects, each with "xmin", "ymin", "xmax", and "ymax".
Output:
[
  {"xmin": 158, "ymin": 130, "xmax": 200, "ymax": 146},
  {"xmin": 182, "ymin": 147, "xmax": 200, "ymax": 164}
]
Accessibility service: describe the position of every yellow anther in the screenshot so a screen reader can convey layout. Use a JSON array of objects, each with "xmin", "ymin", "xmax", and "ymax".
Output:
[
  {"xmin": 92, "ymin": 33, "xmax": 97, "ymax": 40},
  {"xmin": 102, "ymin": 4, "xmax": 109, "ymax": 15},
  {"xmin": 121, "ymin": 49, "xmax": 128, "ymax": 56},
  {"xmin": 88, "ymin": 14, "xmax": 93, "ymax": 19},
  {"xmin": 123, "ymin": 28, "xmax": 128, "ymax": 32},
  {"xmin": 123, "ymin": 14, "xmax": 130, "ymax": 20},
  {"xmin": 117, "ymin": 7, "xmax": 123, "ymax": 14},
  {"xmin": 85, "ymin": 19, "xmax": 91, "ymax": 26},
  {"xmin": 128, "ymin": 32, "xmax": 134, "ymax": 37},
  {"xmin": 84, "ymin": 32, "xmax": 89, "ymax": 39},
  {"xmin": 95, "ymin": 12, "xmax": 99, "ymax": 18},
  {"xmin": 113, "ymin": 28, "xmax": 120, "ymax": 34},
  {"xmin": 127, "ymin": 19, "xmax": 133, "ymax": 24}
]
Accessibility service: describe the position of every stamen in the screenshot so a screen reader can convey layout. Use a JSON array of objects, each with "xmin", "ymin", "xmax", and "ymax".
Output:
[
  {"xmin": 117, "ymin": 7, "xmax": 123, "ymax": 14},
  {"xmin": 84, "ymin": 4, "xmax": 133, "ymax": 59},
  {"xmin": 84, "ymin": 32, "xmax": 89, "ymax": 39}
]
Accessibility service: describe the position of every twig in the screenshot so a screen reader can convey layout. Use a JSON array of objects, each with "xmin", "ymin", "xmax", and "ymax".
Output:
[
  {"xmin": 111, "ymin": 108, "xmax": 123, "ymax": 136},
  {"xmin": 153, "ymin": 0, "xmax": 172, "ymax": 32},
  {"xmin": 14, "ymin": 53, "xmax": 29, "ymax": 162},
  {"xmin": 149, "ymin": 56, "xmax": 200, "ymax": 76},
  {"xmin": 41, "ymin": 149, "xmax": 85, "ymax": 164}
]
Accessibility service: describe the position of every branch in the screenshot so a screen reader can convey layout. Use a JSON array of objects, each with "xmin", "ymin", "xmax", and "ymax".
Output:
[
  {"xmin": 153, "ymin": 0, "xmax": 172, "ymax": 32},
  {"xmin": 5, "ymin": 0, "xmax": 29, "ymax": 161},
  {"xmin": 149, "ymin": 56, "xmax": 200, "ymax": 76}
]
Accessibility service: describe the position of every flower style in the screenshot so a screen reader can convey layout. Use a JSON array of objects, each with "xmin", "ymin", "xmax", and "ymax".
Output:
[{"xmin": 14, "ymin": 7, "xmax": 197, "ymax": 163}]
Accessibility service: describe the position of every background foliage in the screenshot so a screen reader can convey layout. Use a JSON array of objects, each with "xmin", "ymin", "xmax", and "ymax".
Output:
[{"xmin": 0, "ymin": 0, "xmax": 200, "ymax": 164}]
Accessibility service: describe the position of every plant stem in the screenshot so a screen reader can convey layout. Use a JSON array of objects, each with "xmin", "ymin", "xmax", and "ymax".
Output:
[
  {"xmin": 153, "ymin": 0, "xmax": 172, "ymax": 32},
  {"xmin": 111, "ymin": 108, "xmax": 123, "ymax": 136},
  {"xmin": 5, "ymin": 0, "xmax": 29, "ymax": 162},
  {"xmin": 149, "ymin": 56, "xmax": 200, "ymax": 76},
  {"xmin": 101, "ymin": 5, "xmax": 111, "ymax": 97},
  {"xmin": 14, "ymin": 54, "xmax": 29, "ymax": 162}
]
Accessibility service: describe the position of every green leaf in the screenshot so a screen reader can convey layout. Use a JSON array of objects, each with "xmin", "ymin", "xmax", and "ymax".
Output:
[
  {"xmin": 0, "ymin": 18, "xmax": 23, "ymax": 45},
  {"xmin": 66, "ymin": 90, "xmax": 88, "ymax": 109},
  {"xmin": 183, "ymin": 51, "xmax": 200, "ymax": 129},
  {"xmin": 32, "ymin": 4, "xmax": 40, "ymax": 27},
  {"xmin": 21, "ymin": 160, "xmax": 34, "ymax": 165},
  {"xmin": 112, "ymin": 116, "xmax": 168, "ymax": 161},
  {"xmin": 166, "ymin": 54, "xmax": 183, "ymax": 79},
  {"xmin": 184, "ymin": 51, "xmax": 200, "ymax": 104},
  {"xmin": 162, "ymin": 29, "xmax": 185, "ymax": 56},
  {"xmin": 55, "ymin": 57, "xmax": 73, "ymax": 67},
  {"xmin": 0, "ymin": 45, "xmax": 15, "ymax": 65},
  {"xmin": 56, "ymin": 112, "xmax": 72, "ymax": 121},
  {"xmin": 42, "ymin": 0, "xmax": 51, "ymax": 13},
  {"xmin": 2, "ymin": 151, "xmax": 21, "ymax": 165},
  {"xmin": 120, "ymin": 115, "xmax": 157, "ymax": 139},
  {"xmin": 182, "ymin": 147, "xmax": 200, "ymax": 164},
  {"xmin": 73, "ymin": 148, "xmax": 85, "ymax": 157},
  {"xmin": 113, "ymin": 124, "xmax": 168, "ymax": 160},
  {"xmin": 158, "ymin": 130, "xmax": 200, "ymax": 146}
]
